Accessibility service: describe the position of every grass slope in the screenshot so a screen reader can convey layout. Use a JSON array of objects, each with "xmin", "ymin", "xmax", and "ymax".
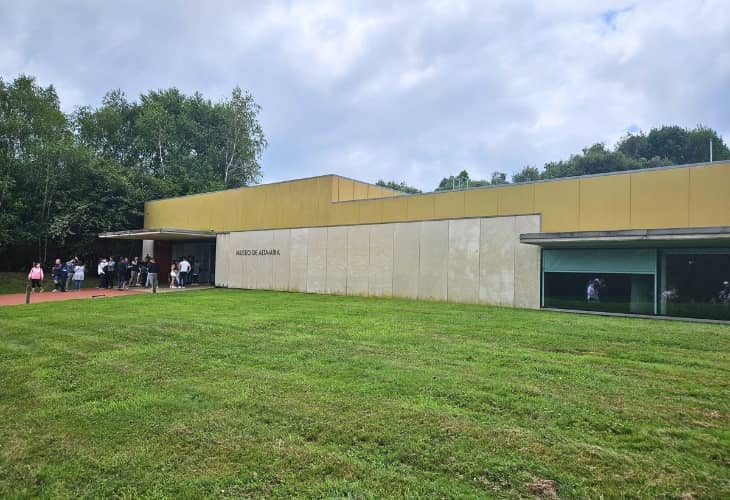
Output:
[
  {"xmin": 0, "ymin": 289, "xmax": 729, "ymax": 498},
  {"xmin": 0, "ymin": 272, "xmax": 32, "ymax": 294}
]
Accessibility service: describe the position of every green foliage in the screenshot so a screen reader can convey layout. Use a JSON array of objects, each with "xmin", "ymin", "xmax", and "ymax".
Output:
[
  {"xmin": 375, "ymin": 179, "xmax": 422, "ymax": 194},
  {"xmin": 1, "ymin": 289, "xmax": 729, "ymax": 497},
  {"xmin": 539, "ymin": 125, "xmax": 728, "ymax": 180},
  {"xmin": 0, "ymin": 75, "xmax": 267, "ymax": 268},
  {"xmin": 511, "ymin": 165, "xmax": 540, "ymax": 183},
  {"xmin": 435, "ymin": 170, "xmax": 490, "ymax": 191}
]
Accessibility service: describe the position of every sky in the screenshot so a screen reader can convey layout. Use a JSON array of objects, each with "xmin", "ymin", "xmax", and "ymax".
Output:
[{"xmin": 1, "ymin": 0, "xmax": 729, "ymax": 191}]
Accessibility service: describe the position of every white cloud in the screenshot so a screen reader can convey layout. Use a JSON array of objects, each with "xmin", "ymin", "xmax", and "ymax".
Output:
[{"xmin": 0, "ymin": 0, "xmax": 728, "ymax": 190}]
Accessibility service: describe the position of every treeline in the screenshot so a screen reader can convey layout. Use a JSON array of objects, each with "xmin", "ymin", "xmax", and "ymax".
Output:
[
  {"xmin": 0, "ymin": 75, "xmax": 266, "ymax": 269},
  {"xmin": 380, "ymin": 125, "xmax": 730, "ymax": 193}
]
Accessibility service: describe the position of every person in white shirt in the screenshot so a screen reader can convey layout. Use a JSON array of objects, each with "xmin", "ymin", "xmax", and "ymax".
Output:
[
  {"xmin": 178, "ymin": 257, "xmax": 191, "ymax": 288},
  {"xmin": 97, "ymin": 259, "xmax": 107, "ymax": 288},
  {"xmin": 586, "ymin": 279, "xmax": 600, "ymax": 301}
]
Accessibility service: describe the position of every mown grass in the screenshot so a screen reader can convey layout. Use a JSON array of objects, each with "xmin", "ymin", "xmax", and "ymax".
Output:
[{"xmin": 0, "ymin": 289, "xmax": 728, "ymax": 498}]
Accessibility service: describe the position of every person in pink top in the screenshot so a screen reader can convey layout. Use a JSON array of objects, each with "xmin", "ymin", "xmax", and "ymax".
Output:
[{"xmin": 28, "ymin": 262, "xmax": 44, "ymax": 292}]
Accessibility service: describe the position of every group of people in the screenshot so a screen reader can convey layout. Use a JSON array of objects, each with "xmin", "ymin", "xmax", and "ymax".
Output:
[
  {"xmin": 27, "ymin": 254, "xmax": 198, "ymax": 293},
  {"xmin": 27, "ymin": 257, "xmax": 87, "ymax": 293},
  {"xmin": 97, "ymin": 255, "xmax": 161, "ymax": 290}
]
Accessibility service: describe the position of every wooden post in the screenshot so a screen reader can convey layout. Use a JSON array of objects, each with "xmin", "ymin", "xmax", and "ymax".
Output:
[{"xmin": 25, "ymin": 283, "xmax": 31, "ymax": 304}]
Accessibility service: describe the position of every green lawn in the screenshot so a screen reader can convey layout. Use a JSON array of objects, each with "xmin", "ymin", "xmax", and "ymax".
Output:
[
  {"xmin": 1, "ymin": 290, "xmax": 728, "ymax": 498},
  {"xmin": 0, "ymin": 272, "xmax": 32, "ymax": 294}
]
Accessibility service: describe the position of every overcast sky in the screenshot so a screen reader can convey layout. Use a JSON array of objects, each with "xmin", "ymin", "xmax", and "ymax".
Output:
[{"xmin": 2, "ymin": 1, "xmax": 729, "ymax": 190}]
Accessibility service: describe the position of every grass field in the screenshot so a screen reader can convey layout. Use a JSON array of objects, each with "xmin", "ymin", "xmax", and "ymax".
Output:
[
  {"xmin": 0, "ymin": 272, "xmax": 32, "ymax": 294},
  {"xmin": 1, "ymin": 289, "xmax": 729, "ymax": 498}
]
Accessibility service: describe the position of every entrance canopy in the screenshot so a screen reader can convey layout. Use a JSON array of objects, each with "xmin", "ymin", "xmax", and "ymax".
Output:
[
  {"xmin": 99, "ymin": 228, "xmax": 216, "ymax": 241},
  {"xmin": 520, "ymin": 226, "xmax": 730, "ymax": 248}
]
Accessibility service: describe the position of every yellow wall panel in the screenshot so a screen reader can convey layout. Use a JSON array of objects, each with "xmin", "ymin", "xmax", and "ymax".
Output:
[
  {"xmin": 630, "ymin": 168, "xmax": 689, "ymax": 229},
  {"xmin": 498, "ymin": 184, "xmax": 534, "ymax": 216},
  {"xmin": 688, "ymin": 164, "xmax": 730, "ymax": 227},
  {"xmin": 434, "ymin": 191, "xmax": 465, "ymax": 219},
  {"xmin": 407, "ymin": 194, "xmax": 435, "ymax": 220},
  {"xmin": 353, "ymin": 181, "xmax": 368, "ymax": 200},
  {"xmin": 464, "ymin": 188, "xmax": 498, "ymax": 217},
  {"xmin": 578, "ymin": 174, "xmax": 630, "ymax": 231},
  {"xmin": 338, "ymin": 178, "xmax": 355, "ymax": 202},
  {"xmin": 534, "ymin": 179, "xmax": 579, "ymax": 232},
  {"xmin": 328, "ymin": 201, "xmax": 360, "ymax": 226},
  {"xmin": 359, "ymin": 199, "xmax": 383, "ymax": 224},
  {"xmin": 144, "ymin": 164, "xmax": 730, "ymax": 234},
  {"xmin": 381, "ymin": 196, "xmax": 408, "ymax": 222}
]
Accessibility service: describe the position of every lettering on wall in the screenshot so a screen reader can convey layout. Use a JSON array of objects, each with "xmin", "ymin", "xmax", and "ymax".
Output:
[{"xmin": 235, "ymin": 249, "xmax": 281, "ymax": 256}]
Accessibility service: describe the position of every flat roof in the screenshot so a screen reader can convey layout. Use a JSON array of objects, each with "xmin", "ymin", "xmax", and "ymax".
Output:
[
  {"xmin": 99, "ymin": 228, "xmax": 216, "ymax": 240},
  {"xmin": 521, "ymin": 226, "xmax": 730, "ymax": 248}
]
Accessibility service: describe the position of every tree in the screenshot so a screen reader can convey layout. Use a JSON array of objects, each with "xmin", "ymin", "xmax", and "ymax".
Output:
[
  {"xmin": 220, "ymin": 86, "xmax": 266, "ymax": 188},
  {"xmin": 375, "ymin": 180, "xmax": 421, "ymax": 194},
  {"xmin": 512, "ymin": 165, "xmax": 540, "ymax": 183},
  {"xmin": 435, "ymin": 170, "xmax": 489, "ymax": 191},
  {"xmin": 490, "ymin": 171, "xmax": 508, "ymax": 185}
]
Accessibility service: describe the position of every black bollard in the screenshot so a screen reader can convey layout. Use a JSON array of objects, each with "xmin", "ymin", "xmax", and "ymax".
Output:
[{"xmin": 25, "ymin": 283, "xmax": 31, "ymax": 304}]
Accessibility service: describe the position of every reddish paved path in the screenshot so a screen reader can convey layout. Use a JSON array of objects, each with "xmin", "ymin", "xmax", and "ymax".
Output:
[{"xmin": 0, "ymin": 287, "xmax": 146, "ymax": 306}]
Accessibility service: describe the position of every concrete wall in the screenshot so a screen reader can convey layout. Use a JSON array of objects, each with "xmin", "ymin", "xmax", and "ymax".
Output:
[{"xmin": 215, "ymin": 215, "xmax": 540, "ymax": 308}]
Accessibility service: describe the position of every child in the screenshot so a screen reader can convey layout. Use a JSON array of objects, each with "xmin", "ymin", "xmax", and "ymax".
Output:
[
  {"xmin": 170, "ymin": 264, "xmax": 178, "ymax": 289},
  {"xmin": 73, "ymin": 261, "xmax": 85, "ymax": 291},
  {"xmin": 28, "ymin": 262, "xmax": 44, "ymax": 292}
]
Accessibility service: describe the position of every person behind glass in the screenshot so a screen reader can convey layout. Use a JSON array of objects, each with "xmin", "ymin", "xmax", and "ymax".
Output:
[
  {"xmin": 97, "ymin": 258, "xmax": 107, "ymax": 288},
  {"xmin": 138, "ymin": 259, "xmax": 148, "ymax": 287},
  {"xmin": 73, "ymin": 260, "xmax": 85, "ymax": 291},
  {"xmin": 178, "ymin": 256, "xmax": 190, "ymax": 288},
  {"xmin": 28, "ymin": 262, "xmax": 44, "ymax": 292},
  {"xmin": 719, "ymin": 281, "xmax": 730, "ymax": 305},
  {"xmin": 146, "ymin": 258, "xmax": 160, "ymax": 289},
  {"xmin": 586, "ymin": 278, "xmax": 600, "ymax": 301}
]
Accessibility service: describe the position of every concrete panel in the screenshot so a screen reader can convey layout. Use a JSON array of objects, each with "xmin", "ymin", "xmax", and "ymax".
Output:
[
  {"xmin": 418, "ymin": 220, "xmax": 449, "ymax": 301},
  {"xmin": 347, "ymin": 225, "xmax": 370, "ymax": 296},
  {"xmin": 254, "ymin": 230, "xmax": 274, "ymax": 290},
  {"xmin": 326, "ymin": 226, "xmax": 348, "ymax": 294},
  {"xmin": 289, "ymin": 228, "xmax": 308, "ymax": 292},
  {"xmin": 393, "ymin": 222, "xmax": 420, "ymax": 298},
  {"xmin": 306, "ymin": 227, "xmax": 327, "ymax": 293},
  {"xmin": 241, "ymin": 231, "xmax": 257, "ymax": 290},
  {"xmin": 272, "ymin": 229, "xmax": 291, "ymax": 291},
  {"xmin": 447, "ymin": 219, "xmax": 480, "ymax": 303},
  {"xmin": 368, "ymin": 224, "xmax": 394, "ymax": 297},
  {"xmin": 214, "ymin": 234, "xmax": 229, "ymax": 287},
  {"xmin": 480, "ymin": 217, "xmax": 516, "ymax": 306},
  {"xmin": 513, "ymin": 216, "xmax": 541, "ymax": 309}
]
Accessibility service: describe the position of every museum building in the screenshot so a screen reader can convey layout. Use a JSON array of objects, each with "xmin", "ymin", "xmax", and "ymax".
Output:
[{"xmin": 101, "ymin": 160, "xmax": 730, "ymax": 321}]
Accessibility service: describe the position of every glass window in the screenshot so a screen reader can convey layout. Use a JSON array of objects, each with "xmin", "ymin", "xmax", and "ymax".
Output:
[
  {"xmin": 660, "ymin": 251, "xmax": 730, "ymax": 321},
  {"xmin": 543, "ymin": 272, "xmax": 655, "ymax": 315}
]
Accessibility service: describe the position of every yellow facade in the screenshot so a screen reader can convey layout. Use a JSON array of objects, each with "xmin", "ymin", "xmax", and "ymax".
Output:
[{"xmin": 144, "ymin": 162, "xmax": 730, "ymax": 233}]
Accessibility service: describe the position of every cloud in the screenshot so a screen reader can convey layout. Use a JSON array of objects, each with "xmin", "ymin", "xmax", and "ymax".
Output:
[{"xmin": 1, "ymin": 0, "xmax": 728, "ymax": 190}]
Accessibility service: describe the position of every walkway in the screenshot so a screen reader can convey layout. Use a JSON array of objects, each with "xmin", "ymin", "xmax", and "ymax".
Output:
[{"xmin": 0, "ymin": 285, "xmax": 214, "ymax": 307}]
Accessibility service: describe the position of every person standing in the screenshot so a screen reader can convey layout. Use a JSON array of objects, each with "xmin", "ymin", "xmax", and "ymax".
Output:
[
  {"xmin": 169, "ymin": 263, "xmax": 179, "ymax": 289},
  {"xmin": 106, "ymin": 257, "xmax": 116, "ymax": 289},
  {"xmin": 28, "ymin": 262, "xmax": 44, "ymax": 292},
  {"xmin": 129, "ymin": 257, "xmax": 140, "ymax": 287},
  {"xmin": 64, "ymin": 257, "xmax": 76, "ymax": 291},
  {"xmin": 146, "ymin": 258, "xmax": 160, "ymax": 289},
  {"xmin": 118, "ymin": 257, "xmax": 129, "ymax": 289},
  {"xmin": 178, "ymin": 257, "xmax": 190, "ymax": 288},
  {"xmin": 73, "ymin": 260, "xmax": 85, "ymax": 291},
  {"xmin": 52, "ymin": 259, "xmax": 63, "ymax": 292},
  {"xmin": 98, "ymin": 258, "xmax": 107, "ymax": 288}
]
